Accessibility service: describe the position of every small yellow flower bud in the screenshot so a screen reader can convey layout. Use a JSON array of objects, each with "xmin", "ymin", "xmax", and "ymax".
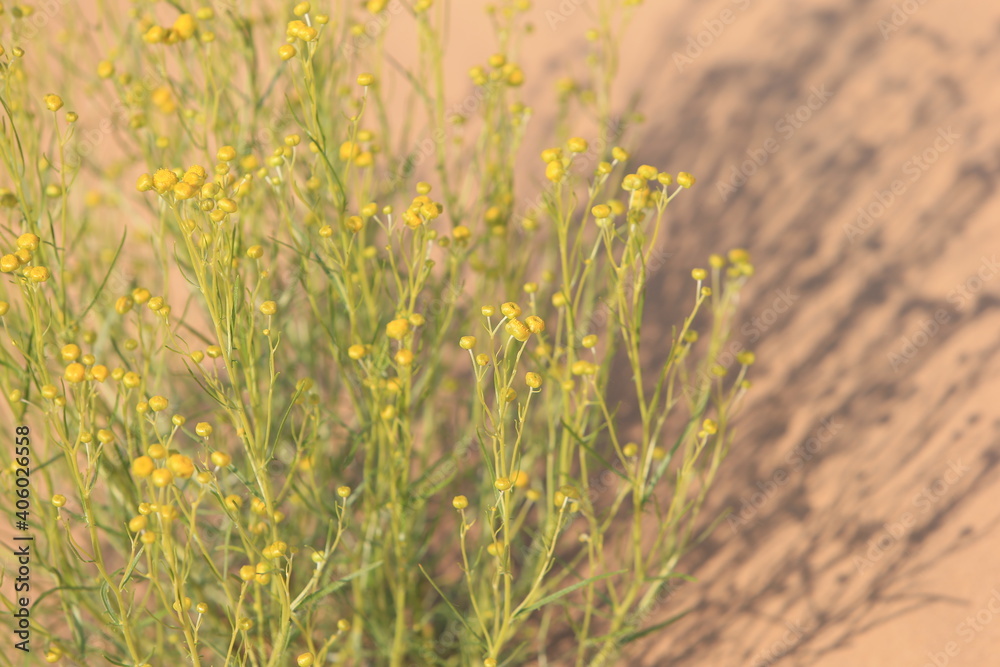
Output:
[
  {"xmin": 737, "ymin": 351, "xmax": 756, "ymax": 366},
  {"xmin": 494, "ymin": 476, "xmax": 512, "ymax": 491},
  {"xmin": 545, "ymin": 160, "xmax": 565, "ymax": 182},
  {"xmin": 0, "ymin": 255, "xmax": 19, "ymax": 273},
  {"xmin": 452, "ymin": 495, "xmax": 468, "ymax": 509},
  {"xmin": 132, "ymin": 456, "xmax": 155, "ymax": 478},
  {"xmin": 525, "ymin": 315, "xmax": 545, "ymax": 333},
  {"xmin": 297, "ymin": 653, "xmax": 315, "ymax": 667},
  {"xmin": 500, "ymin": 302, "xmax": 521, "ymax": 318},
  {"xmin": 591, "ymin": 204, "xmax": 611, "ymax": 219},
  {"xmin": 337, "ymin": 485, "xmax": 352, "ymax": 498},
  {"xmin": 211, "ymin": 451, "xmax": 232, "ymax": 467},
  {"xmin": 17, "ymin": 233, "xmax": 39, "ymax": 251},
  {"xmin": 51, "ymin": 494, "xmax": 67, "ymax": 508},
  {"xmin": 28, "ymin": 266, "xmax": 51, "ymax": 282},
  {"xmin": 148, "ymin": 395, "xmax": 169, "ymax": 412},
  {"xmin": 151, "ymin": 468, "xmax": 174, "ymax": 488},
  {"xmin": 677, "ymin": 172, "xmax": 696, "ymax": 188},
  {"xmin": 525, "ymin": 372, "xmax": 543, "ymax": 389},
  {"xmin": 504, "ymin": 319, "xmax": 531, "ymax": 342},
  {"xmin": 44, "ymin": 94, "xmax": 63, "ymax": 112},
  {"xmin": 152, "ymin": 168, "xmax": 179, "ymax": 194},
  {"xmin": 386, "ymin": 318, "xmax": 410, "ymax": 340},
  {"xmin": 64, "ymin": 363, "xmax": 86, "ymax": 384},
  {"xmin": 357, "ymin": 72, "xmax": 375, "ymax": 87},
  {"xmin": 459, "ymin": 336, "xmax": 477, "ymax": 350},
  {"xmin": 167, "ymin": 454, "xmax": 194, "ymax": 479}
]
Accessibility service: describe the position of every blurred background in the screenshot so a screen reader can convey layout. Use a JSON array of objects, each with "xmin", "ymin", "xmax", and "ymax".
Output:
[{"xmin": 478, "ymin": 0, "xmax": 999, "ymax": 664}]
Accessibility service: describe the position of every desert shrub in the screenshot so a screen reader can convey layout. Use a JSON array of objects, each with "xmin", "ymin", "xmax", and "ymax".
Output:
[{"xmin": 0, "ymin": 1, "xmax": 754, "ymax": 665}]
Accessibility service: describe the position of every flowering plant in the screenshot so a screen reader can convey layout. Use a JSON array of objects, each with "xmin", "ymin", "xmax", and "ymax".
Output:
[{"xmin": 0, "ymin": 1, "xmax": 752, "ymax": 665}]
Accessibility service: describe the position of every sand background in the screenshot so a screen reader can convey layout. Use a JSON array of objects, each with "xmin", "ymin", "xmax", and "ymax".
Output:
[{"xmin": 458, "ymin": 1, "xmax": 1000, "ymax": 665}]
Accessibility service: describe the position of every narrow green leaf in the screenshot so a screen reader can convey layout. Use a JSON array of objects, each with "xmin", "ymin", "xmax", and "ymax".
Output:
[
  {"xmin": 418, "ymin": 564, "xmax": 483, "ymax": 643},
  {"xmin": 516, "ymin": 569, "xmax": 626, "ymax": 618},
  {"xmin": 295, "ymin": 560, "xmax": 383, "ymax": 610}
]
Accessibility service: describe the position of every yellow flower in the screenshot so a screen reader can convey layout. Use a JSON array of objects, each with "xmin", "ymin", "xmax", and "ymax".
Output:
[
  {"xmin": 210, "ymin": 451, "xmax": 231, "ymax": 467},
  {"xmin": 44, "ymin": 94, "xmax": 63, "ymax": 112},
  {"xmin": 28, "ymin": 266, "xmax": 50, "ymax": 282},
  {"xmin": 173, "ymin": 13, "xmax": 197, "ymax": 40},
  {"xmin": 504, "ymin": 319, "xmax": 530, "ymax": 342},
  {"xmin": 525, "ymin": 315, "xmax": 545, "ymax": 333},
  {"xmin": 16, "ymin": 233, "xmax": 39, "ymax": 251},
  {"xmin": 64, "ymin": 363, "xmax": 86, "ymax": 384},
  {"xmin": 167, "ymin": 454, "xmax": 195, "ymax": 479},
  {"xmin": 152, "ymin": 168, "xmax": 179, "ymax": 194},
  {"xmin": 151, "ymin": 468, "xmax": 173, "ymax": 488},
  {"xmin": 132, "ymin": 456, "xmax": 155, "ymax": 478},
  {"xmin": 385, "ymin": 318, "xmax": 410, "ymax": 340}
]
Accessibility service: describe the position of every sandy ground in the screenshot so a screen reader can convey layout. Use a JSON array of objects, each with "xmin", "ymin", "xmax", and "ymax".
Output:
[{"xmin": 432, "ymin": 0, "xmax": 1000, "ymax": 665}]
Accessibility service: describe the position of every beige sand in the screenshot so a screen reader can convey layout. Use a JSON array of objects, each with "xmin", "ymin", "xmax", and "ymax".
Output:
[{"xmin": 426, "ymin": 1, "xmax": 1000, "ymax": 664}]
